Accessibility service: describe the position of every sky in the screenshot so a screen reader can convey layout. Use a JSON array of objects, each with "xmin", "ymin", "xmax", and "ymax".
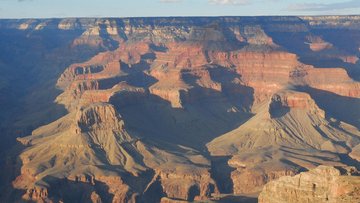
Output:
[{"xmin": 0, "ymin": 0, "xmax": 359, "ymax": 19}]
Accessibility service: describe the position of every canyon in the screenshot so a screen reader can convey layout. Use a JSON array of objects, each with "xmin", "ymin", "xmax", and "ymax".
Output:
[{"xmin": 0, "ymin": 16, "xmax": 360, "ymax": 202}]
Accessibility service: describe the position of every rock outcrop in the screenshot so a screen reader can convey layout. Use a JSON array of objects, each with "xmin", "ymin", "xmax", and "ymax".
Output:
[{"xmin": 258, "ymin": 165, "xmax": 360, "ymax": 203}]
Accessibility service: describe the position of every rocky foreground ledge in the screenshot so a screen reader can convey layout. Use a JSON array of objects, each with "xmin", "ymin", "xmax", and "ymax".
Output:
[{"xmin": 259, "ymin": 165, "xmax": 360, "ymax": 203}]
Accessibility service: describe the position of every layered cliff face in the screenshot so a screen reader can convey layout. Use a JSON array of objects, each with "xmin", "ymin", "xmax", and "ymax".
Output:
[
  {"xmin": 14, "ymin": 103, "xmax": 217, "ymax": 202},
  {"xmin": 258, "ymin": 165, "xmax": 360, "ymax": 203},
  {"xmin": 0, "ymin": 16, "xmax": 360, "ymax": 202}
]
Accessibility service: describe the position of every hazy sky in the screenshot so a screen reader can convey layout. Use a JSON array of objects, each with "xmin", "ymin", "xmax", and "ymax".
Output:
[{"xmin": 0, "ymin": 0, "xmax": 359, "ymax": 18}]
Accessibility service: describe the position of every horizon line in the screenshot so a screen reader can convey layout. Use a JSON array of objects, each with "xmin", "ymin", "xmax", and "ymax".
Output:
[{"xmin": 1, "ymin": 14, "xmax": 360, "ymax": 20}]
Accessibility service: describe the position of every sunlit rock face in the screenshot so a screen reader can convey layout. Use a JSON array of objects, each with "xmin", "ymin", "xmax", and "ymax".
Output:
[
  {"xmin": 258, "ymin": 165, "xmax": 360, "ymax": 203},
  {"xmin": 0, "ymin": 16, "xmax": 360, "ymax": 202}
]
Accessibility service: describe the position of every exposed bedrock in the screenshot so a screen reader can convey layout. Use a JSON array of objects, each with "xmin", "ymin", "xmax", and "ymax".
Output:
[
  {"xmin": 14, "ymin": 102, "xmax": 218, "ymax": 202},
  {"xmin": 258, "ymin": 165, "xmax": 360, "ymax": 203}
]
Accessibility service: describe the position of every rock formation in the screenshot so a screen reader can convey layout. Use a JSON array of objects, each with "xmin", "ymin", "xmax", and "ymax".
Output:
[
  {"xmin": 258, "ymin": 165, "xmax": 360, "ymax": 203},
  {"xmin": 13, "ymin": 103, "xmax": 218, "ymax": 202}
]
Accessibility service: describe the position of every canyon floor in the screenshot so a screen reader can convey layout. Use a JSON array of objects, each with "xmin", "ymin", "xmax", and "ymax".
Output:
[{"xmin": 0, "ymin": 16, "xmax": 360, "ymax": 202}]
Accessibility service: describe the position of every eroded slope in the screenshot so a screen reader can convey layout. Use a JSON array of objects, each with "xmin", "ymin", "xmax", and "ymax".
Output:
[{"xmin": 2, "ymin": 16, "xmax": 359, "ymax": 202}]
